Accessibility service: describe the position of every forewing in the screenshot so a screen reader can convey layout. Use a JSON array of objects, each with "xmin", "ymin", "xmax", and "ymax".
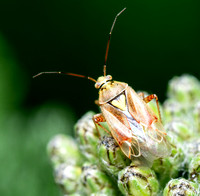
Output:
[
  {"xmin": 145, "ymin": 120, "xmax": 171, "ymax": 158},
  {"xmin": 100, "ymin": 104, "xmax": 140, "ymax": 158},
  {"xmin": 126, "ymin": 86, "xmax": 171, "ymax": 160},
  {"xmin": 126, "ymin": 86, "xmax": 155, "ymax": 126}
]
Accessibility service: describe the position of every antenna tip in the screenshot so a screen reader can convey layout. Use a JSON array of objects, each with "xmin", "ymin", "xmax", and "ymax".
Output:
[
  {"xmin": 32, "ymin": 72, "xmax": 41, "ymax": 78},
  {"xmin": 118, "ymin": 7, "xmax": 126, "ymax": 15}
]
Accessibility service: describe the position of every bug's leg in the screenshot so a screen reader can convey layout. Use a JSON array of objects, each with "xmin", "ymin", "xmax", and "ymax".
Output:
[
  {"xmin": 137, "ymin": 92, "xmax": 165, "ymax": 142},
  {"xmin": 136, "ymin": 91, "xmax": 167, "ymax": 143},
  {"xmin": 143, "ymin": 94, "xmax": 167, "ymax": 142},
  {"xmin": 93, "ymin": 113, "xmax": 111, "ymax": 137},
  {"xmin": 143, "ymin": 94, "xmax": 162, "ymax": 123}
]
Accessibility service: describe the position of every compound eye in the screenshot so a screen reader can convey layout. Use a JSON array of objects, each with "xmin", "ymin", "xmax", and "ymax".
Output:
[
  {"xmin": 95, "ymin": 82, "xmax": 101, "ymax": 89},
  {"xmin": 106, "ymin": 75, "xmax": 112, "ymax": 80}
]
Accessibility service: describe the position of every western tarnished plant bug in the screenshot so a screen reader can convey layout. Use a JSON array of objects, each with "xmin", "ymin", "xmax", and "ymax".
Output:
[{"xmin": 33, "ymin": 8, "xmax": 171, "ymax": 163}]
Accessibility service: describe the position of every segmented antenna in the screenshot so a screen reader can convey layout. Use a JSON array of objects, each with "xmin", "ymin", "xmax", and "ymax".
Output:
[
  {"xmin": 104, "ymin": 7, "xmax": 126, "ymax": 76},
  {"xmin": 33, "ymin": 71, "xmax": 96, "ymax": 82},
  {"xmin": 33, "ymin": 8, "xmax": 126, "ymax": 81}
]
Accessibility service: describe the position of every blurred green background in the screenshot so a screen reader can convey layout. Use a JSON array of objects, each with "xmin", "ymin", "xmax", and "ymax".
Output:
[{"xmin": 0, "ymin": 0, "xmax": 199, "ymax": 195}]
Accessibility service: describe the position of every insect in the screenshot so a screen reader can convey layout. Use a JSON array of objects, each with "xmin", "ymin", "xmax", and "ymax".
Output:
[{"xmin": 33, "ymin": 8, "xmax": 171, "ymax": 163}]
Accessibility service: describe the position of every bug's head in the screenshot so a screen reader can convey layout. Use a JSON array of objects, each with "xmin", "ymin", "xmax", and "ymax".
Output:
[
  {"xmin": 94, "ymin": 8, "xmax": 126, "ymax": 90},
  {"xmin": 95, "ymin": 75, "xmax": 112, "ymax": 89}
]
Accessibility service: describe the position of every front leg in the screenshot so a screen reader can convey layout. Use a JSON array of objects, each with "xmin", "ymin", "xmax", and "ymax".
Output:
[
  {"xmin": 143, "ymin": 94, "xmax": 162, "ymax": 123},
  {"xmin": 93, "ymin": 113, "xmax": 111, "ymax": 137},
  {"xmin": 137, "ymin": 92, "xmax": 162, "ymax": 123}
]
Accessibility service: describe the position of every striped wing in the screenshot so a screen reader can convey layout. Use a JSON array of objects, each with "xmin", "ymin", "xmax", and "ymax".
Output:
[
  {"xmin": 126, "ymin": 86, "xmax": 171, "ymax": 161},
  {"xmin": 100, "ymin": 103, "xmax": 141, "ymax": 158},
  {"xmin": 100, "ymin": 87, "xmax": 171, "ymax": 163}
]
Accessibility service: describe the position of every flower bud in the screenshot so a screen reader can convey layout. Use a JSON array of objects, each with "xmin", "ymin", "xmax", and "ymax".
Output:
[
  {"xmin": 152, "ymin": 132, "xmax": 184, "ymax": 188},
  {"xmin": 165, "ymin": 120, "xmax": 194, "ymax": 142},
  {"xmin": 167, "ymin": 74, "xmax": 200, "ymax": 105},
  {"xmin": 47, "ymin": 134, "xmax": 82, "ymax": 167},
  {"xmin": 54, "ymin": 163, "xmax": 82, "ymax": 195},
  {"xmin": 118, "ymin": 165, "xmax": 159, "ymax": 196},
  {"xmin": 163, "ymin": 178, "xmax": 199, "ymax": 196},
  {"xmin": 80, "ymin": 163, "xmax": 117, "ymax": 195},
  {"xmin": 75, "ymin": 112, "xmax": 99, "ymax": 163},
  {"xmin": 98, "ymin": 136, "xmax": 131, "ymax": 178},
  {"xmin": 189, "ymin": 153, "xmax": 200, "ymax": 183}
]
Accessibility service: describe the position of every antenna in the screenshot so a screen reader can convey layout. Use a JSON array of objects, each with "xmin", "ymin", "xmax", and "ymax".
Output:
[
  {"xmin": 33, "ymin": 71, "xmax": 97, "ymax": 83},
  {"xmin": 104, "ymin": 7, "xmax": 126, "ymax": 76},
  {"xmin": 33, "ymin": 8, "xmax": 126, "ymax": 81}
]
